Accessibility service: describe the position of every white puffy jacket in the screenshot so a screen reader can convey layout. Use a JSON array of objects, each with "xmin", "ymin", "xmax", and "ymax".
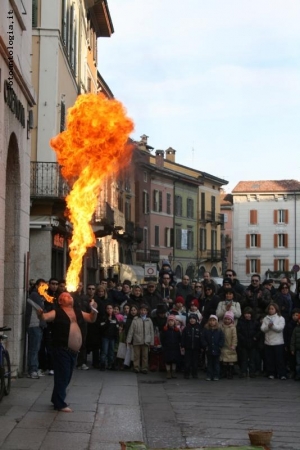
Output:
[{"xmin": 261, "ymin": 313, "xmax": 285, "ymax": 346}]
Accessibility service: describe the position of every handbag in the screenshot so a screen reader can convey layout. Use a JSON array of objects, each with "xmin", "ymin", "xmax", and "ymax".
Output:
[
  {"xmin": 116, "ymin": 342, "xmax": 127, "ymax": 359},
  {"xmin": 124, "ymin": 345, "xmax": 134, "ymax": 366}
]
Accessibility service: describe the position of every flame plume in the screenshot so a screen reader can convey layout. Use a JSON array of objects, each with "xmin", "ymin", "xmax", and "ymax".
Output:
[
  {"xmin": 38, "ymin": 283, "xmax": 55, "ymax": 303},
  {"xmin": 50, "ymin": 93, "xmax": 134, "ymax": 292}
]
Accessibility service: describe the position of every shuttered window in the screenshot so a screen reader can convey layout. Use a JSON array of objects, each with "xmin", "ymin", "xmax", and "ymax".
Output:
[
  {"xmin": 246, "ymin": 234, "xmax": 261, "ymax": 248},
  {"xmin": 246, "ymin": 258, "xmax": 261, "ymax": 274},
  {"xmin": 249, "ymin": 210, "xmax": 258, "ymax": 224},
  {"xmin": 187, "ymin": 198, "xmax": 194, "ymax": 218},
  {"xmin": 166, "ymin": 193, "xmax": 171, "ymax": 214},
  {"xmin": 175, "ymin": 196, "xmax": 182, "ymax": 216}
]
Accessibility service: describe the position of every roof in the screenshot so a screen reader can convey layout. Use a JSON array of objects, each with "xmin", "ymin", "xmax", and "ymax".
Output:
[
  {"xmin": 221, "ymin": 192, "xmax": 233, "ymax": 205},
  {"xmin": 232, "ymin": 179, "xmax": 300, "ymax": 193}
]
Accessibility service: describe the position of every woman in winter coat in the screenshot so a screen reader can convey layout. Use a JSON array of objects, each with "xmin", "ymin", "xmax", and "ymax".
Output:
[
  {"xmin": 261, "ymin": 302, "xmax": 286, "ymax": 380},
  {"xmin": 160, "ymin": 315, "xmax": 181, "ymax": 379},
  {"xmin": 126, "ymin": 304, "xmax": 154, "ymax": 374},
  {"xmin": 273, "ymin": 283, "xmax": 293, "ymax": 322},
  {"xmin": 216, "ymin": 289, "xmax": 241, "ymax": 324},
  {"xmin": 220, "ymin": 310, "xmax": 238, "ymax": 379},
  {"xmin": 201, "ymin": 284, "xmax": 220, "ymax": 327}
]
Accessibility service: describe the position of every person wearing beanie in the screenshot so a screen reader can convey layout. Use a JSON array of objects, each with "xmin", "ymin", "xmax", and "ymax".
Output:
[
  {"xmin": 216, "ymin": 289, "xmax": 241, "ymax": 325},
  {"xmin": 160, "ymin": 315, "xmax": 181, "ymax": 379},
  {"xmin": 181, "ymin": 313, "xmax": 202, "ymax": 379},
  {"xmin": 237, "ymin": 307, "xmax": 260, "ymax": 378},
  {"xmin": 169, "ymin": 296, "xmax": 187, "ymax": 324},
  {"xmin": 220, "ymin": 310, "xmax": 237, "ymax": 379},
  {"xmin": 202, "ymin": 315, "xmax": 225, "ymax": 381},
  {"xmin": 188, "ymin": 299, "xmax": 203, "ymax": 323}
]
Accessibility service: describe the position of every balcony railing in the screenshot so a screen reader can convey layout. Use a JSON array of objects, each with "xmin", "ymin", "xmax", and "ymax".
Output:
[
  {"xmin": 94, "ymin": 201, "xmax": 114, "ymax": 226},
  {"xmin": 199, "ymin": 249, "xmax": 222, "ymax": 262},
  {"xmin": 30, "ymin": 162, "xmax": 69, "ymax": 198},
  {"xmin": 136, "ymin": 249, "xmax": 160, "ymax": 263},
  {"xmin": 200, "ymin": 211, "xmax": 224, "ymax": 226}
]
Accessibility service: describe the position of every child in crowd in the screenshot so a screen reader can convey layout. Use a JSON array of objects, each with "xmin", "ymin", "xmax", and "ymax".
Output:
[
  {"xmin": 216, "ymin": 289, "xmax": 241, "ymax": 324},
  {"xmin": 126, "ymin": 304, "xmax": 154, "ymax": 374},
  {"xmin": 220, "ymin": 310, "xmax": 237, "ymax": 379},
  {"xmin": 284, "ymin": 308, "xmax": 300, "ymax": 378},
  {"xmin": 202, "ymin": 315, "xmax": 224, "ymax": 381},
  {"xmin": 261, "ymin": 302, "xmax": 286, "ymax": 380},
  {"xmin": 113, "ymin": 305, "xmax": 124, "ymax": 323},
  {"xmin": 169, "ymin": 296, "xmax": 187, "ymax": 325},
  {"xmin": 160, "ymin": 315, "xmax": 181, "ymax": 379},
  {"xmin": 290, "ymin": 316, "xmax": 300, "ymax": 381},
  {"xmin": 99, "ymin": 303, "xmax": 119, "ymax": 371},
  {"xmin": 188, "ymin": 299, "xmax": 203, "ymax": 323},
  {"xmin": 122, "ymin": 304, "xmax": 130, "ymax": 323},
  {"xmin": 181, "ymin": 313, "xmax": 202, "ymax": 379},
  {"xmin": 237, "ymin": 307, "xmax": 259, "ymax": 378}
]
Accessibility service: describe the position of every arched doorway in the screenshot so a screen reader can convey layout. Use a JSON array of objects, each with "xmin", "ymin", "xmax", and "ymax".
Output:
[
  {"xmin": 198, "ymin": 265, "xmax": 206, "ymax": 279},
  {"xmin": 175, "ymin": 264, "xmax": 182, "ymax": 280},
  {"xmin": 186, "ymin": 264, "xmax": 195, "ymax": 280},
  {"xmin": 211, "ymin": 266, "xmax": 218, "ymax": 277},
  {"xmin": 4, "ymin": 133, "xmax": 22, "ymax": 371}
]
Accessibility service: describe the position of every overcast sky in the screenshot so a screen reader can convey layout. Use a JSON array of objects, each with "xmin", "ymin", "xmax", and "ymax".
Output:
[{"xmin": 98, "ymin": 1, "xmax": 300, "ymax": 192}]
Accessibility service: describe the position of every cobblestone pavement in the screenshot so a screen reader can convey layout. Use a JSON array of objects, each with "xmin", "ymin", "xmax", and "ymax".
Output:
[
  {"xmin": 138, "ymin": 371, "xmax": 300, "ymax": 449},
  {"xmin": 0, "ymin": 367, "xmax": 299, "ymax": 449}
]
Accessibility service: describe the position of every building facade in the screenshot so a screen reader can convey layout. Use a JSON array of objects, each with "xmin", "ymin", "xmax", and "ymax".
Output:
[
  {"xmin": 0, "ymin": 0, "xmax": 35, "ymax": 372},
  {"xmin": 30, "ymin": 0, "xmax": 114, "ymax": 283},
  {"xmin": 232, "ymin": 180, "xmax": 300, "ymax": 284}
]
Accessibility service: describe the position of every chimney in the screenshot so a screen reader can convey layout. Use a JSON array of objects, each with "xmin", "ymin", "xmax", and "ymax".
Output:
[
  {"xmin": 155, "ymin": 150, "xmax": 164, "ymax": 167},
  {"xmin": 165, "ymin": 147, "xmax": 176, "ymax": 162}
]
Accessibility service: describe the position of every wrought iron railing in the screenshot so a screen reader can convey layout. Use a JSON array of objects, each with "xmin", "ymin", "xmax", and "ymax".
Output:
[
  {"xmin": 94, "ymin": 201, "xmax": 114, "ymax": 226},
  {"xmin": 30, "ymin": 162, "xmax": 69, "ymax": 198},
  {"xmin": 136, "ymin": 249, "xmax": 160, "ymax": 263}
]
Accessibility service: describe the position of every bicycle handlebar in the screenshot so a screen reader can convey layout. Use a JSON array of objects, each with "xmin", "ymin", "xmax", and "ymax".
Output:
[{"xmin": 0, "ymin": 326, "xmax": 11, "ymax": 332}]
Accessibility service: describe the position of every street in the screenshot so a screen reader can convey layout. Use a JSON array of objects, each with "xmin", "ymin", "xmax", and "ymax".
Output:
[{"xmin": 0, "ymin": 367, "xmax": 299, "ymax": 449}]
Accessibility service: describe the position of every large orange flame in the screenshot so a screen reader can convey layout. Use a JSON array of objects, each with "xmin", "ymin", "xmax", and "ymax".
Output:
[
  {"xmin": 38, "ymin": 283, "xmax": 55, "ymax": 303},
  {"xmin": 50, "ymin": 93, "xmax": 134, "ymax": 291}
]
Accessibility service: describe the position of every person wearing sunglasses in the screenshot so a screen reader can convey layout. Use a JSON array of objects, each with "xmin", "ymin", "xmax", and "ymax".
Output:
[
  {"xmin": 201, "ymin": 284, "xmax": 220, "ymax": 327},
  {"xmin": 245, "ymin": 274, "xmax": 264, "ymax": 320}
]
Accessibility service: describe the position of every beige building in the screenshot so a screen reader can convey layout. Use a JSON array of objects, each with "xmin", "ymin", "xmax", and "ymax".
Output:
[
  {"xmin": 0, "ymin": 1, "xmax": 35, "ymax": 373},
  {"xmin": 30, "ymin": 0, "xmax": 113, "ymax": 282}
]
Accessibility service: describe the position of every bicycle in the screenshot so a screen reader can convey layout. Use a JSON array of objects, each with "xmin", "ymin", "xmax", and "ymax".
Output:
[{"xmin": 0, "ymin": 326, "xmax": 11, "ymax": 401}]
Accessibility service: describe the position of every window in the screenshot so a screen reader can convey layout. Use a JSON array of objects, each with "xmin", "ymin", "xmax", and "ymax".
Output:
[
  {"xmin": 176, "ymin": 228, "xmax": 182, "ymax": 249},
  {"xmin": 187, "ymin": 230, "xmax": 194, "ymax": 250},
  {"xmin": 274, "ymin": 209, "xmax": 289, "ymax": 224},
  {"xmin": 61, "ymin": 0, "xmax": 67, "ymax": 45},
  {"xmin": 32, "ymin": 0, "xmax": 38, "ymax": 27},
  {"xmin": 200, "ymin": 228, "xmax": 207, "ymax": 251},
  {"xmin": 223, "ymin": 213, "xmax": 228, "ymax": 223},
  {"xmin": 153, "ymin": 190, "xmax": 162, "ymax": 212},
  {"xmin": 143, "ymin": 228, "xmax": 148, "ymax": 253},
  {"xmin": 175, "ymin": 195, "xmax": 182, "ymax": 216},
  {"xmin": 274, "ymin": 233, "xmax": 288, "ymax": 248},
  {"xmin": 165, "ymin": 227, "xmax": 173, "ymax": 247},
  {"xmin": 246, "ymin": 259, "xmax": 261, "ymax": 274},
  {"xmin": 118, "ymin": 193, "xmax": 123, "ymax": 212},
  {"xmin": 249, "ymin": 209, "xmax": 258, "ymax": 224},
  {"xmin": 142, "ymin": 191, "xmax": 149, "ymax": 214},
  {"xmin": 211, "ymin": 196, "xmax": 216, "ymax": 221},
  {"xmin": 87, "ymin": 77, "xmax": 91, "ymax": 93},
  {"xmin": 187, "ymin": 198, "xmax": 194, "ymax": 218},
  {"xmin": 125, "ymin": 200, "xmax": 131, "ymax": 221},
  {"xmin": 166, "ymin": 193, "xmax": 171, "ymax": 215},
  {"xmin": 246, "ymin": 234, "xmax": 261, "ymax": 248},
  {"xmin": 274, "ymin": 259, "xmax": 289, "ymax": 271},
  {"xmin": 60, "ymin": 102, "xmax": 66, "ymax": 132},
  {"xmin": 200, "ymin": 192, "xmax": 205, "ymax": 220},
  {"xmin": 211, "ymin": 230, "xmax": 217, "ymax": 251},
  {"xmin": 154, "ymin": 226, "xmax": 159, "ymax": 247},
  {"xmin": 143, "ymin": 171, "xmax": 147, "ymax": 182}
]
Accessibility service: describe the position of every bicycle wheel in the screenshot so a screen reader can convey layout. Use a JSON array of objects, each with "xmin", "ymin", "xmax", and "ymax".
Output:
[
  {"xmin": 0, "ymin": 362, "xmax": 4, "ymax": 401},
  {"xmin": 3, "ymin": 351, "xmax": 11, "ymax": 395}
]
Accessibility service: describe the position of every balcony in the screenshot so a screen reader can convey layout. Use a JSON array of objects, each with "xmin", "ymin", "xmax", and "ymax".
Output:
[
  {"xmin": 198, "ymin": 249, "xmax": 222, "ymax": 262},
  {"xmin": 94, "ymin": 201, "xmax": 114, "ymax": 226},
  {"xmin": 30, "ymin": 162, "xmax": 69, "ymax": 198},
  {"xmin": 92, "ymin": 201, "xmax": 114, "ymax": 237},
  {"xmin": 136, "ymin": 249, "xmax": 160, "ymax": 263},
  {"xmin": 199, "ymin": 211, "xmax": 224, "ymax": 226}
]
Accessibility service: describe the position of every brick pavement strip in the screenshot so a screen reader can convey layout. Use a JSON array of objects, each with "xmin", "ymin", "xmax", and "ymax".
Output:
[{"xmin": 0, "ymin": 368, "xmax": 300, "ymax": 450}]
